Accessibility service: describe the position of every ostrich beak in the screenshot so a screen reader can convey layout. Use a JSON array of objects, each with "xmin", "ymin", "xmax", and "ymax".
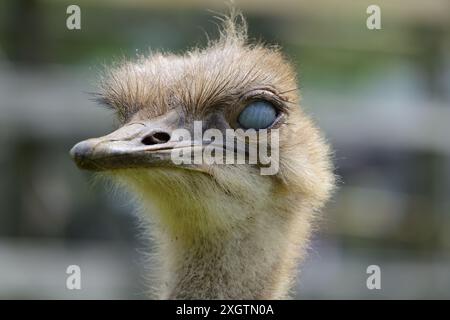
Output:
[{"xmin": 70, "ymin": 112, "xmax": 197, "ymax": 171}]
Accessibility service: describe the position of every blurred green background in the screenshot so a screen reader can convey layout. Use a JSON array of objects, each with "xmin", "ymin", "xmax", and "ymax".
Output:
[{"xmin": 0, "ymin": 0, "xmax": 449, "ymax": 299}]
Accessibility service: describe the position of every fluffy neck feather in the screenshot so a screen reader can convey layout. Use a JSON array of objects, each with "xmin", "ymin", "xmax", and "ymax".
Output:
[
  {"xmin": 118, "ymin": 167, "xmax": 314, "ymax": 299},
  {"xmin": 157, "ymin": 205, "xmax": 312, "ymax": 299}
]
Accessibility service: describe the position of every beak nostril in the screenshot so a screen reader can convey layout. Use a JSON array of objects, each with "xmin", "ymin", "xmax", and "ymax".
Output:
[{"xmin": 142, "ymin": 131, "xmax": 171, "ymax": 145}]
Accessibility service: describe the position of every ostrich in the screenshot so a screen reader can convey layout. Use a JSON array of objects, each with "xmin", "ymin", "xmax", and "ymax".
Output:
[{"xmin": 70, "ymin": 12, "xmax": 334, "ymax": 299}]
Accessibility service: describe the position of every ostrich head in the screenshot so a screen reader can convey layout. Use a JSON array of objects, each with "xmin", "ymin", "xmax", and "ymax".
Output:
[{"xmin": 70, "ymin": 12, "xmax": 334, "ymax": 299}]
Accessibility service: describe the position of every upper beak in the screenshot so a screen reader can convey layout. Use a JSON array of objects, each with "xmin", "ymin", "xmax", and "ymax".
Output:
[{"xmin": 70, "ymin": 119, "xmax": 184, "ymax": 171}]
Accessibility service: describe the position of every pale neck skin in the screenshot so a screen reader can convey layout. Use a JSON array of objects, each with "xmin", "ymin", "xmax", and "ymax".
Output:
[{"xmin": 119, "ymin": 167, "xmax": 314, "ymax": 299}]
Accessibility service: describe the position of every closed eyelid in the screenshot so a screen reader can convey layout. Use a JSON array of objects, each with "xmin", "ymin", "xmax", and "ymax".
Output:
[{"xmin": 239, "ymin": 91, "xmax": 289, "ymax": 115}]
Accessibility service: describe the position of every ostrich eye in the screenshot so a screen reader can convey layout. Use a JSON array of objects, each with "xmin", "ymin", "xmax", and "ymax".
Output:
[{"xmin": 238, "ymin": 101, "xmax": 277, "ymax": 129}]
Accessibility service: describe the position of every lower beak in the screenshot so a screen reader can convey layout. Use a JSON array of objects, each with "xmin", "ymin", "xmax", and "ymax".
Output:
[{"xmin": 70, "ymin": 122, "xmax": 184, "ymax": 171}]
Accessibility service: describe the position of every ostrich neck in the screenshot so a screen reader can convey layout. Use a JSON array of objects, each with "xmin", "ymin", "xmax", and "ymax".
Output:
[{"xmin": 147, "ymin": 197, "xmax": 312, "ymax": 299}]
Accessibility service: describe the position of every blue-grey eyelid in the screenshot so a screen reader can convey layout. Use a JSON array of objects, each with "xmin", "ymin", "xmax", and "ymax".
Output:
[{"xmin": 238, "ymin": 101, "xmax": 279, "ymax": 129}]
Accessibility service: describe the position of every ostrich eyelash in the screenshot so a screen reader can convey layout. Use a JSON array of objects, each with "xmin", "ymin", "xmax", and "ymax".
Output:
[{"xmin": 278, "ymin": 87, "xmax": 299, "ymax": 95}]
